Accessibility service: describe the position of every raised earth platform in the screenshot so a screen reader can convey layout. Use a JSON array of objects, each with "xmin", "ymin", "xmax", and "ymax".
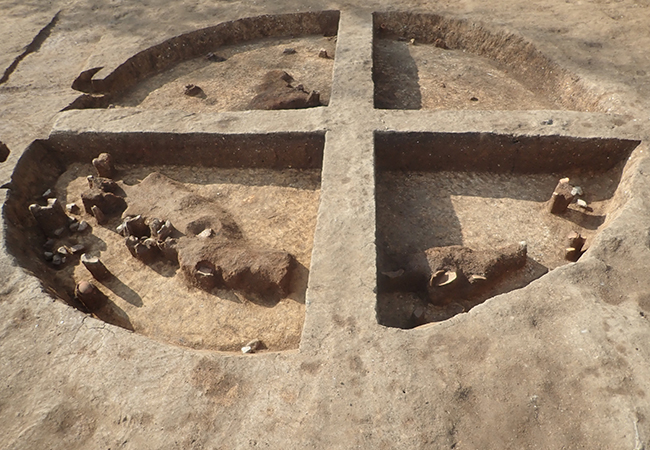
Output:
[{"xmin": 2, "ymin": 2, "xmax": 650, "ymax": 449}]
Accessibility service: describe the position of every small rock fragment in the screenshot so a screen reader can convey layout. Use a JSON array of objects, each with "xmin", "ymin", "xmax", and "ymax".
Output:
[
  {"xmin": 70, "ymin": 244, "xmax": 85, "ymax": 254},
  {"xmin": 576, "ymin": 198, "xmax": 588, "ymax": 208},
  {"xmin": 75, "ymin": 281, "xmax": 107, "ymax": 312},
  {"xmin": 43, "ymin": 239, "xmax": 56, "ymax": 251},
  {"xmin": 470, "ymin": 97, "xmax": 479, "ymax": 102},
  {"xmin": 125, "ymin": 236, "xmax": 160, "ymax": 263},
  {"xmin": 42, "ymin": 188, "xmax": 53, "ymax": 198},
  {"xmin": 241, "ymin": 339, "xmax": 261, "ymax": 354},
  {"xmin": 56, "ymin": 246, "xmax": 69, "ymax": 256},
  {"xmin": 29, "ymin": 198, "xmax": 70, "ymax": 238},
  {"xmin": 69, "ymin": 221, "xmax": 79, "ymax": 232},
  {"xmin": 283, "ymin": 48, "xmax": 296, "ymax": 54},
  {"xmin": 571, "ymin": 186, "xmax": 584, "ymax": 197},
  {"xmin": 122, "ymin": 215, "xmax": 149, "ymax": 238},
  {"xmin": 206, "ymin": 52, "xmax": 226, "ymax": 62},
  {"xmin": 81, "ymin": 254, "xmax": 111, "ymax": 281},
  {"xmin": 150, "ymin": 219, "xmax": 174, "ymax": 241},
  {"xmin": 43, "ymin": 251, "xmax": 54, "ymax": 261},
  {"xmin": 52, "ymin": 254, "xmax": 65, "ymax": 266},
  {"xmin": 91, "ymin": 205, "xmax": 106, "ymax": 224},
  {"xmin": 409, "ymin": 38, "xmax": 416, "ymax": 45},
  {"xmin": 92, "ymin": 153, "xmax": 115, "ymax": 178},
  {"xmin": 184, "ymin": 84, "xmax": 204, "ymax": 97},
  {"xmin": 548, "ymin": 177, "xmax": 575, "ymax": 214},
  {"xmin": 77, "ymin": 220, "xmax": 89, "ymax": 232},
  {"xmin": 318, "ymin": 48, "xmax": 329, "ymax": 58},
  {"xmin": 197, "ymin": 228, "xmax": 214, "ymax": 239}
]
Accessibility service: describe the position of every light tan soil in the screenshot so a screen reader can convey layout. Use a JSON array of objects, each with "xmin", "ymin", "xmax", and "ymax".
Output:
[{"xmin": 374, "ymin": 39, "xmax": 557, "ymax": 110}]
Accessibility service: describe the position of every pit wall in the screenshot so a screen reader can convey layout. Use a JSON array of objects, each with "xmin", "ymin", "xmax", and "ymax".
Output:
[{"xmin": 373, "ymin": 12, "xmax": 604, "ymax": 112}]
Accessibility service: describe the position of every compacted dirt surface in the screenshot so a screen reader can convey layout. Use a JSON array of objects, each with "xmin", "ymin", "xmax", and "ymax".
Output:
[{"xmin": 3, "ymin": 0, "xmax": 650, "ymax": 449}]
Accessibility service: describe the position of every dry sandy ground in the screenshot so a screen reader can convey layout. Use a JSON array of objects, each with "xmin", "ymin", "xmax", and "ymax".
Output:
[{"xmin": 2, "ymin": 0, "xmax": 650, "ymax": 449}]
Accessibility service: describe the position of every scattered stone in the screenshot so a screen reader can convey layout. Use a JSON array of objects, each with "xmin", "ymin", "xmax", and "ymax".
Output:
[
  {"xmin": 92, "ymin": 153, "xmax": 115, "ymax": 178},
  {"xmin": 56, "ymin": 246, "xmax": 69, "ymax": 256},
  {"xmin": 42, "ymin": 188, "xmax": 53, "ymax": 198},
  {"xmin": 576, "ymin": 198, "xmax": 588, "ymax": 208},
  {"xmin": 283, "ymin": 48, "xmax": 296, "ymax": 54},
  {"xmin": 0, "ymin": 141, "xmax": 9, "ymax": 162},
  {"xmin": 43, "ymin": 251, "xmax": 54, "ymax": 261},
  {"xmin": 571, "ymin": 186, "xmax": 584, "ymax": 197},
  {"xmin": 197, "ymin": 228, "xmax": 214, "ymax": 239},
  {"xmin": 470, "ymin": 97, "xmax": 479, "ymax": 102},
  {"xmin": 318, "ymin": 48, "xmax": 329, "ymax": 58},
  {"xmin": 66, "ymin": 203, "xmax": 80, "ymax": 214},
  {"xmin": 81, "ymin": 254, "xmax": 112, "ymax": 281},
  {"xmin": 52, "ymin": 254, "xmax": 65, "ymax": 266},
  {"xmin": 184, "ymin": 84, "xmax": 204, "ymax": 97},
  {"xmin": 541, "ymin": 119, "xmax": 554, "ymax": 125},
  {"xmin": 409, "ymin": 38, "xmax": 416, "ymax": 45},
  {"xmin": 429, "ymin": 270, "xmax": 457, "ymax": 287},
  {"xmin": 241, "ymin": 339, "xmax": 262, "ymax": 354},
  {"xmin": 249, "ymin": 70, "xmax": 321, "ymax": 110},
  {"xmin": 77, "ymin": 220, "xmax": 89, "ymax": 232},
  {"xmin": 547, "ymin": 177, "xmax": 575, "ymax": 214},
  {"xmin": 75, "ymin": 281, "xmax": 107, "ymax": 312},
  {"xmin": 125, "ymin": 236, "xmax": 160, "ymax": 263},
  {"xmin": 43, "ymin": 239, "xmax": 56, "ymax": 251},
  {"xmin": 29, "ymin": 198, "xmax": 69, "ymax": 238},
  {"xmin": 122, "ymin": 215, "xmax": 149, "ymax": 238},
  {"xmin": 150, "ymin": 219, "xmax": 174, "ymax": 241},
  {"xmin": 69, "ymin": 244, "xmax": 85, "ymax": 254},
  {"xmin": 91, "ymin": 205, "xmax": 106, "ymax": 224},
  {"xmin": 206, "ymin": 52, "xmax": 226, "ymax": 62},
  {"xmin": 69, "ymin": 221, "xmax": 79, "ymax": 232}
]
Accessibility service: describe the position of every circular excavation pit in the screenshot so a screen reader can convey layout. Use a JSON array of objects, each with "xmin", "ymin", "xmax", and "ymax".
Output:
[
  {"xmin": 375, "ymin": 132, "xmax": 641, "ymax": 328},
  {"xmin": 5, "ymin": 132, "xmax": 324, "ymax": 352}
]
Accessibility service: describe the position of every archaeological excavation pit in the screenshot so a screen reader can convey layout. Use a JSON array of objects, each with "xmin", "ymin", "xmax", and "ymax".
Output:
[
  {"xmin": 4, "ymin": 132, "xmax": 324, "ymax": 352},
  {"xmin": 375, "ymin": 132, "xmax": 640, "ymax": 328},
  {"xmin": 66, "ymin": 11, "xmax": 340, "ymax": 113},
  {"xmin": 373, "ymin": 12, "xmax": 602, "ymax": 111}
]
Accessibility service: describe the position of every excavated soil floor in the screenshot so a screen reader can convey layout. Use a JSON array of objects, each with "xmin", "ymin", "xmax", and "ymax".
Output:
[
  {"xmin": 376, "ymin": 167, "xmax": 623, "ymax": 327},
  {"xmin": 51, "ymin": 163, "xmax": 320, "ymax": 351},
  {"xmin": 112, "ymin": 35, "xmax": 336, "ymax": 113},
  {"xmin": 374, "ymin": 39, "xmax": 557, "ymax": 110}
]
